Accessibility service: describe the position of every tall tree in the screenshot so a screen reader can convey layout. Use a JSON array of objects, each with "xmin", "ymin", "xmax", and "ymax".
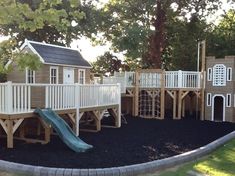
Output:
[{"xmin": 99, "ymin": 0, "xmax": 223, "ymax": 69}]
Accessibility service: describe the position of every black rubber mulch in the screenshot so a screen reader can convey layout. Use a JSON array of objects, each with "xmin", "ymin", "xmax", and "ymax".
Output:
[{"xmin": 0, "ymin": 117, "xmax": 235, "ymax": 169}]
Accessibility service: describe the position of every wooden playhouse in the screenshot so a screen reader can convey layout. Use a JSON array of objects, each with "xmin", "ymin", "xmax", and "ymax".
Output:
[{"xmin": 0, "ymin": 40, "xmax": 121, "ymax": 148}]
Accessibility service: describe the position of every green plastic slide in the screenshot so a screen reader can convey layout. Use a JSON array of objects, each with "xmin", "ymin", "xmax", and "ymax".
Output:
[{"xmin": 35, "ymin": 108, "xmax": 93, "ymax": 153}]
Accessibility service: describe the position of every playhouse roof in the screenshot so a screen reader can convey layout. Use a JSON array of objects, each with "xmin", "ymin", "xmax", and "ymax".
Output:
[{"xmin": 21, "ymin": 40, "xmax": 91, "ymax": 68}]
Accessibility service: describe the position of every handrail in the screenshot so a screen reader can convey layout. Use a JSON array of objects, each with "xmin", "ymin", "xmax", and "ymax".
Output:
[{"xmin": 0, "ymin": 82, "xmax": 121, "ymax": 114}]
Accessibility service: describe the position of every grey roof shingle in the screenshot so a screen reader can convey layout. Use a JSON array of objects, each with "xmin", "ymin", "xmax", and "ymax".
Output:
[{"xmin": 29, "ymin": 42, "xmax": 91, "ymax": 68}]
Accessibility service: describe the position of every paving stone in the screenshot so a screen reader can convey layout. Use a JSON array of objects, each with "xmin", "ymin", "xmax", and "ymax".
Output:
[
  {"xmin": 55, "ymin": 168, "xmax": 65, "ymax": 176},
  {"xmin": 88, "ymin": 169, "xmax": 97, "ymax": 176},
  {"xmin": 80, "ymin": 169, "xmax": 89, "ymax": 176},
  {"xmin": 46, "ymin": 168, "xmax": 57, "ymax": 176},
  {"xmin": 64, "ymin": 169, "xmax": 73, "ymax": 176},
  {"xmin": 71, "ymin": 169, "xmax": 80, "ymax": 176},
  {"xmin": 95, "ymin": 168, "xmax": 105, "ymax": 176}
]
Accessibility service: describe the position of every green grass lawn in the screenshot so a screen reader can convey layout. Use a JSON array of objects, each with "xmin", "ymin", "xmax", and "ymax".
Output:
[
  {"xmin": 0, "ymin": 139, "xmax": 234, "ymax": 176},
  {"xmin": 149, "ymin": 139, "xmax": 235, "ymax": 176}
]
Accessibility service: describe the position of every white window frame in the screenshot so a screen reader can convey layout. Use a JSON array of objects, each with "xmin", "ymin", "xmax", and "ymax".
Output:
[
  {"xmin": 78, "ymin": 69, "xmax": 85, "ymax": 84},
  {"xmin": 207, "ymin": 93, "xmax": 212, "ymax": 106},
  {"xmin": 207, "ymin": 68, "xmax": 212, "ymax": 81},
  {"xmin": 25, "ymin": 68, "xmax": 35, "ymax": 84},
  {"xmin": 50, "ymin": 66, "xmax": 59, "ymax": 84},
  {"xmin": 227, "ymin": 67, "xmax": 232, "ymax": 81},
  {"xmin": 226, "ymin": 94, "xmax": 231, "ymax": 107},
  {"xmin": 212, "ymin": 64, "xmax": 226, "ymax": 86}
]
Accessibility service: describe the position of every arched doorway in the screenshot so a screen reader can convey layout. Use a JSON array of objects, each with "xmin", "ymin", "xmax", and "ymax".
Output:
[{"xmin": 212, "ymin": 95, "xmax": 225, "ymax": 121}]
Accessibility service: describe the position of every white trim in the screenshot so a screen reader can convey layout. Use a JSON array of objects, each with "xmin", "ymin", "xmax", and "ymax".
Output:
[
  {"xmin": 212, "ymin": 64, "xmax": 226, "ymax": 86},
  {"xmin": 226, "ymin": 94, "xmax": 231, "ymax": 107},
  {"xmin": 206, "ymin": 93, "xmax": 212, "ymax": 106},
  {"xmin": 212, "ymin": 94, "xmax": 225, "ymax": 121},
  {"xmin": 227, "ymin": 67, "xmax": 232, "ymax": 81},
  {"xmin": 20, "ymin": 39, "xmax": 45, "ymax": 63},
  {"xmin": 44, "ymin": 62, "xmax": 91, "ymax": 69},
  {"xmin": 234, "ymin": 94, "xmax": 235, "ymax": 107},
  {"xmin": 78, "ymin": 69, "xmax": 86, "ymax": 84},
  {"xmin": 207, "ymin": 68, "xmax": 212, "ymax": 81},
  {"xmin": 50, "ymin": 66, "xmax": 59, "ymax": 84},
  {"xmin": 25, "ymin": 68, "xmax": 35, "ymax": 84}
]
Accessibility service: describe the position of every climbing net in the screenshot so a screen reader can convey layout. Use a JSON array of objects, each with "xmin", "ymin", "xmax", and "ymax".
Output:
[{"xmin": 138, "ymin": 89, "xmax": 161, "ymax": 118}]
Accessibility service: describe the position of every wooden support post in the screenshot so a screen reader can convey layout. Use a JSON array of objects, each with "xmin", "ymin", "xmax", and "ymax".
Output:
[
  {"xmin": 182, "ymin": 99, "xmax": 185, "ymax": 117},
  {"xmin": 177, "ymin": 90, "xmax": 182, "ymax": 119},
  {"xmin": 38, "ymin": 118, "xmax": 51, "ymax": 144},
  {"xmin": 7, "ymin": 120, "xmax": 13, "ymax": 148},
  {"xmin": 173, "ymin": 91, "xmax": 177, "ymax": 119},
  {"xmin": 134, "ymin": 71, "xmax": 139, "ymax": 116},
  {"xmin": 200, "ymin": 40, "xmax": 206, "ymax": 120},
  {"xmin": 160, "ymin": 71, "xmax": 165, "ymax": 119}
]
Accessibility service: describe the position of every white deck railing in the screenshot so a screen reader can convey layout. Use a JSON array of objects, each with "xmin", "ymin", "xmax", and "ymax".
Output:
[
  {"xmin": 103, "ymin": 71, "xmax": 202, "ymax": 91},
  {"xmin": 0, "ymin": 82, "xmax": 121, "ymax": 114}
]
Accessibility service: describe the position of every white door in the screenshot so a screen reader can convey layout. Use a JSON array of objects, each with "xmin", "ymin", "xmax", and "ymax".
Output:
[{"xmin": 63, "ymin": 68, "xmax": 74, "ymax": 84}]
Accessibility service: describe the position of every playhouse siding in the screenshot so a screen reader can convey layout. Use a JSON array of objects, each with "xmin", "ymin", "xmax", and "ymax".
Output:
[{"xmin": 205, "ymin": 56, "xmax": 235, "ymax": 122}]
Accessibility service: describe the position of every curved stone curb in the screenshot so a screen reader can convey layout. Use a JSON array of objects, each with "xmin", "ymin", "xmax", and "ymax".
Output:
[{"xmin": 0, "ymin": 131, "xmax": 234, "ymax": 176}]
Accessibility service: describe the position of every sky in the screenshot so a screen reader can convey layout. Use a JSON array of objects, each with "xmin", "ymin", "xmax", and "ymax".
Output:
[{"xmin": 0, "ymin": 0, "xmax": 234, "ymax": 63}]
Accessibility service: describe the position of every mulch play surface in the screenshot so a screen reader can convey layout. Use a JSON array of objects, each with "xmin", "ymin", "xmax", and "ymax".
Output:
[{"xmin": 0, "ymin": 116, "xmax": 235, "ymax": 168}]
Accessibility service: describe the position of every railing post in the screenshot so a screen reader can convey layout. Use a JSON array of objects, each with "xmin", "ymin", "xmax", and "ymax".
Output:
[
  {"xmin": 6, "ymin": 81, "xmax": 13, "ymax": 114},
  {"xmin": 45, "ymin": 85, "xmax": 49, "ymax": 108},
  {"xmin": 75, "ymin": 83, "xmax": 80, "ymax": 136},
  {"xmin": 178, "ymin": 70, "xmax": 183, "ymax": 88}
]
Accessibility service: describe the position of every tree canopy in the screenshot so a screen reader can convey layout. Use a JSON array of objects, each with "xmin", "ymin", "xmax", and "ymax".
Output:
[
  {"xmin": 0, "ymin": 0, "xmax": 100, "ymax": 75},
  {"xmin": 97, "ymin": 0, "xmax": 227, "ymax": 69},
  {"xmin": 207, "ymin": 9, "xmax": 235, "ymax": 58}
]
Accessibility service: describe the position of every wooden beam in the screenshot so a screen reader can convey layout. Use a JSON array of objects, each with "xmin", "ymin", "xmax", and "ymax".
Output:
[
  {"xmin": 7, "ymin": 120, "xmax": 13, "ymax": 148},
  {"xmin": 0, "ymin": 119, "xmax": 7, "ymax": 134},
  {"xmin": 160, "ymin": 70, "xmax": 165, "ymax": 119},
  {"xmin": 13, "ymin": 119, "xmax": 24, "ymax": 134},
  {"xmin": 177, "ymin": 90, "xmax": 182, "ymax": 119},
  {"xmin": 134, "ymin": 71, "xmax": 139, "ymax": 116}
]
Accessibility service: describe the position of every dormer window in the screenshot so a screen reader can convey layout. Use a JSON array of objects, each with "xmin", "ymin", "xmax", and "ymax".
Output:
[{"xmin": 213, "ymin": 64, "xmax": 226, "ymax": 86}]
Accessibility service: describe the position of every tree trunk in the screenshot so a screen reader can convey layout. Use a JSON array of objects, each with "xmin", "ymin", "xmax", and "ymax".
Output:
[{"xmin": 144, "ymin": 0, "xmax": 167, "ymax": 69}]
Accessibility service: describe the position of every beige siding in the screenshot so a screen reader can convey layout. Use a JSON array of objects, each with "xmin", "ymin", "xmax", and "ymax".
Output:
[{"xmin": 205, "ymin": 56, "xmax": 235, "ymax": 122}]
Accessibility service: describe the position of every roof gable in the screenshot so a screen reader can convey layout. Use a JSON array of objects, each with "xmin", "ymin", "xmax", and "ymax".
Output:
[{"xmin": 22, "ymin": 40, "xmax": 91, "ymax": 68}]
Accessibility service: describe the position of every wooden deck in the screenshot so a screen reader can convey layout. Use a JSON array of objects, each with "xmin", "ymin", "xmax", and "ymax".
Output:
[
  {"xmin": 104, "ymin": 70, "xmax": 204, "ymax": 119},
  {"xmin": 0, "ymin": 83, "xmax": 121, "ymax": 148}
]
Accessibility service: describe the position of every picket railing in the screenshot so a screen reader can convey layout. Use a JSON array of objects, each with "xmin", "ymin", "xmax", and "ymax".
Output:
[
  {"xmin": 103, "ymin": 71, "xmax": 202, "ymax": 90},
  {"xmin": 103, "ymin": 77, "xmax": 126, "ymax": 93},
  {"xmin": 0, "ymin": 82, "xmax": 121, "ymax": 114},
  {"xmin": 79, "ymin": 84, "xmax": 120, "ymax": 108}
]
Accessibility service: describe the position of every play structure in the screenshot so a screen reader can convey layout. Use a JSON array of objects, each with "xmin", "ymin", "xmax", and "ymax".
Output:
[
  {"xmin": 0, "ymin": 39, "xmax": 234, "ymax": 151},
  {"xmin": 103, "ymin": 45, "xmax": 234, "ymax": 122},
  {"xmin": 104, "ymin": 70, "xmax": 202, "ymax": 119}
]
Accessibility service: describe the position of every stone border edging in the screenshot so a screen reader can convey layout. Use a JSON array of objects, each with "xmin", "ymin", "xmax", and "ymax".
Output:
[{"xmin": 0, "ymin": 131, "xmax": 234, "ymax": 176}]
